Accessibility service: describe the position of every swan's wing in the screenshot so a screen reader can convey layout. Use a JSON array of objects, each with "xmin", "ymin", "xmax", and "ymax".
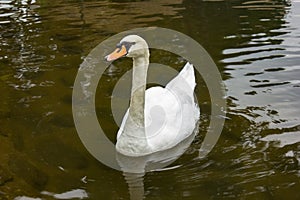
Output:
[
  {"xmin": 166, "ymin": 62, "xmax": 196, "ymax": 98},
  {"xmin": 144, "ymin": 85, "xmax": 199, "ymax": 150}
]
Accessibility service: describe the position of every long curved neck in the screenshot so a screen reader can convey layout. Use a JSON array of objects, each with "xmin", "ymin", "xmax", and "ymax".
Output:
[
  {"xmin": 116, "ymin": 50, "xmax": 150, "ymax": 156},
  {"xmin": 129, "ymin": 55, "xmax": 149, "ymax": 128}
]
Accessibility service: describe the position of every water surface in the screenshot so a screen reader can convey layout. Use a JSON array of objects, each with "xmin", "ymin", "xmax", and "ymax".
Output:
[{"xmin": 0, "ymin": 0, "xmax": 300, "ymax": 199}]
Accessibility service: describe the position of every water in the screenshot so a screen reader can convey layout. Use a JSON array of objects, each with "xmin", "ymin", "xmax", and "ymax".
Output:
[{"xmin": 0, "ymin": 0, "xmax": 300, "ymax": 199}]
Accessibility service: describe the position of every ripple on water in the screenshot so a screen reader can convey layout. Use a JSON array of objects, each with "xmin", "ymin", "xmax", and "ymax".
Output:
[
  {"xmin": 261, "ymin": 131, "xmax": 300, "ymax": 148},
  {"xmin": 223, "ymin": 0, "xmax": 300, "ymax": 130},
  {"xmin": 0, "ymin": 0, "xmax": 40, "ymax": 24}
]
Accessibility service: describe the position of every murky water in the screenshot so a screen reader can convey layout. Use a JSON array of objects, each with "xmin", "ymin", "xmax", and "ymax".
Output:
[{"xmin": 0, "ymin": 0, "xmax": 300, "ymax": 199}]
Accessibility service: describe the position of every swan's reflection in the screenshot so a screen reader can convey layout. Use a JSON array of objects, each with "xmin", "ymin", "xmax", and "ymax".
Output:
[{"xmin": 116, "ymin": 127, "xmax": 198, "ymax": 200}]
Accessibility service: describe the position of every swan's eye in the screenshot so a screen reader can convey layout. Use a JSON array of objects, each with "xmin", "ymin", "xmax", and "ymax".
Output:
[
  {"xmin": 117, "ymin": 41, "xmax": 136, "ymax": 52},
  {"xmin": 116, "ymin": 43, "xmax": 122, "ymax": 49}
]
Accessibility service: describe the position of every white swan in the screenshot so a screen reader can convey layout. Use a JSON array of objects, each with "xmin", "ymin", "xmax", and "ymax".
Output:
[{"xmin": 105, "ymin": 35, "xmax": 200, "ymax": 157}]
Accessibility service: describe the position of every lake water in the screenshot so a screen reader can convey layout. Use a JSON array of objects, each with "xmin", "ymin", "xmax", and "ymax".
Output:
[{"xmin": 0, "ymin": 0, "xmax": 300, "ymax": 199}]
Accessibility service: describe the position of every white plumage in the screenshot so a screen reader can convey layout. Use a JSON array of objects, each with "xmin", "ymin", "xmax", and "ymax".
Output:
[{"xmin": 106, "ymin": 35, "xmax": 200, "ymax": 156}]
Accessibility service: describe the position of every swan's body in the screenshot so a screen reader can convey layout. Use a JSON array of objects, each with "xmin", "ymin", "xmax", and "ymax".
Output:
[{"xmin": 106, "ymin": 35, "xmax": 200, "ymax": 156}]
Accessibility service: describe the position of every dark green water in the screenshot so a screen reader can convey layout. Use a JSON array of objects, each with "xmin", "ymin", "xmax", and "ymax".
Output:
[{"xmin": 1, "ymin": 0, "xmax": 300, "ymax": 199}]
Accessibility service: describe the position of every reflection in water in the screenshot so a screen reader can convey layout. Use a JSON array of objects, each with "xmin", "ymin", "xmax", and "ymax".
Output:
[
  {"xmin": 117, "ymin": 130, "xmax": 197, "ymax": 200},
  {"xmin": 41, "ymin": 189, "xmax": 88, "ymax": 199},
  {"xmin": 15, "ymin": 189, "xmax": 88, "ymax": 200}
]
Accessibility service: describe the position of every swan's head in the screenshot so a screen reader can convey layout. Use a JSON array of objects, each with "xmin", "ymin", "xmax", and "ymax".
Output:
[{"xmin": 105, "ymin": 35, "xmax": 149, "ymax": 62}]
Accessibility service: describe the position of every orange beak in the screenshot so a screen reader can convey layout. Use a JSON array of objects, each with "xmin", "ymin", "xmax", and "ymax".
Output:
[{"xmin": 105, "ymin": 45, "xmax": 127, "ymax": 62}]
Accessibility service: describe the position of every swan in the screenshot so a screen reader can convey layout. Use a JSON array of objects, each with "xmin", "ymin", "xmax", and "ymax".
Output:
[{"xmin": 105, "ymin": 35, "xmax": 200, "ymax": 157}]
